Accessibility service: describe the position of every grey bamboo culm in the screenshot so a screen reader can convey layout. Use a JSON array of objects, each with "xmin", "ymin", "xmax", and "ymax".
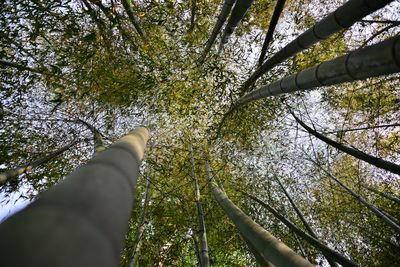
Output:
[
  {"xmin": 257, "ymin": 0, "xmax": 287, "ymax": 66},
  {"xmin": 128, "ymin": 170, "xmax": 152, "ymax": 267},
  {"xmin": 291, "ymin": 112, "xmax": 400, "ymax": 175},
  {"xmin": 235, "ymin": 36, "xmax": 400, "ymax": 108},
  {"xmin": 241, "ymin": 233, "xmax": 275, "ymax": 266},
  {"xmin": 219, "ymin": 0, "xmax": 255, "ymax": 52},
  {"xmin": 0, "ymin": 127, "xmax": 150, "ymax": 267},
  {"xmin": 274, "ymin": 176, "xmax": 338, "ymax": 267},
  {"xmin": 240, "ymin": 0, "xmax": 394, "ymax": 93},
  {"xmin": 210, "ymin": 181, "xmax": 313, "ymax": 267},
  {"xmin": 0, "ymin": 139, "xmax": 79, "ymax": 186},
  {"xmin": 242, "ymin": 191, "xmax": 359, "ymax": 267},
  {"xmin": 190, "ymin": 146, "xmax": 210, "ymax": 267},
  {"xmin": 121, "ymin": 0, "xmax": 146, "ymax": 40},
  {"xmin": 309, "ymin": 159, "xmax": 400, "ymax": 235},
  {"xmin": 199, "ymin": 0, "xmax": 236, "ymax": 63},
  {"xmin": 364, "ymin": 186, "xmax": 400, "ymax": 204}
]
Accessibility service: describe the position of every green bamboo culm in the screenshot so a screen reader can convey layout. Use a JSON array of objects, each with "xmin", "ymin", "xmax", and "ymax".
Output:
[{"xmin": 0, "ymin": 127, "xmax": 150, "ymax": 267}]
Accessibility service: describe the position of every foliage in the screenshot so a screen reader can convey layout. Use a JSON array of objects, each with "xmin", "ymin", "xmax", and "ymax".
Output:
[{"xmin": 1, "ymin": 0, "xmax": 399, "ymax": 266}]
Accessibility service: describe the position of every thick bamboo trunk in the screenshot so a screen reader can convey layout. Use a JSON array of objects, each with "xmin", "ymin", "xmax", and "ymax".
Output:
[
  {"xmin": 274, "ymin": 176, "xmax": 338, "ymax": 267},
  {"xmin": 219, "ymin": 0, "xmax": 255, "ymax": 52},
  {"xmin": 241, "ymin": 233, "xmax": 275, "ymax": 267},
  {"xmin": 240, "ymin": 0, "xmax": 394, "ymax": 93},
  {"xmin": 0, "ymin": 139, "xmax": 79, "ymax": 186},
  {"xmin": 309, "ymin": 159, "xmax": 400, "ymax": 235},
  {"xmin": 209, "ymin": 180, "xmax": 313, "ymax": 267},
  {"xmin": 0, "ymin": 127, "xmax": 150, "ymax": 267},
  {"xmin": 128, "ymin": 171, "xmax": 152, "ymax": 267},
  {"xmin": 257, "ymin": 0, "xmax": 287, "ymax": 67},
  {"xmin": 291, "ymin": 112, "xmax": 400, "ymax": 175},
  {"xmin": 234, "ymin": 36, "xmax": 400, "ymax": 109},
  {"xmin": 242, "ymin": 191, "xmax": 359, "ymax": 267},
  {"xmin": 190, "ymin": 146, "xmax": 210, "ymax": 267},
  {"xmin": 199, "ymin": 0, "xmax": 236, "ymax": 63}
]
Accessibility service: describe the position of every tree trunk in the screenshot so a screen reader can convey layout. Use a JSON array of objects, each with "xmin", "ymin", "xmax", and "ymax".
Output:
[
  {"xmin": 309, "ymin": 158, "xmax": 400, "ymax": 235},
  {"xmin": 199, "ymin": 0, "xmax": 236, "ymax": 63},
  {"xmin": 0, "ymin": 139, "xmax": 79, "ymax": 186},
  {"xmin": 234, "ymin": 36, "xmax": 400, "ymax": 109},
  {"xmin": 128, "ymin": 170, "xmax": 152, "ymax": 267},
  {"xmin": 241, "ymin": 233, "xmax": 275, "ymax": 267},
  {"xmin": 274, "ymin": 176, "xmax": 338, "ymax": 267},
  {"xmin": 121, "ymin": 0, "xmax": 146, "ymax": 40},
  {"xmin": 191, "ymin": 234, "xmax": 202, "ymax": 267},
  {"xmin": 257, "ymin": 0, "xmax": 286, "ymax": 67},
  {"xmin": 219, "ymin": 0, "xmax": 255, "ymax": 52},
  {"xmin": 208, "ymin": 180, "xmax": 313, "ymax": 266},
  {"xmin": 0, "ymin": 59, "xmax": 45, "ymax": 74},
  {"xmin": 241, "ymin": 191, "xmax": 359, "ymax": 267},
  {"xmin": 364, "ymin": 185, "xmax": 400, "ymax": 204},
  {"xmin": 239, "ymin": 0, "xmax": 394, "ymax": 93},
  {"xmin": 0, "ymin": 127, "xmax": 150, "ymax": 267},
  {"xmin": 78, "ymin": 119, "xmax": 105, "ymax": 155},
  {"xmin": 291, "ymin": 112, "xmax": 400, "ymax": 175},
  {"xmin": 190, "ymin": 146, "xmax": 210, "ymax": 267}
]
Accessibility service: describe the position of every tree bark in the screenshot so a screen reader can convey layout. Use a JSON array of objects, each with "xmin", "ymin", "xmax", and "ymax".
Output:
[
  {"xmin": 257, "ymin": 0, "xmax": 286, "ymax": 67},
  {"xmin": 0, "ymin": 127, "xmax": 150, "ymax": 267},
  {"xmin": 240, "ymin": 0, "xmax": 394, "ymax": 94},
  {"xmin": 128, "ymin": 170, "xmax": 152, "ymax": 267},
  {"xmin": 309, "ymin": 158, "xmax": 400, "ymax": 235},
  {"xmin": 364, "ymin": 186, "xmax": 400, "ymax": 204},
  {"xmin": 291, "ymin": 112, "xmax": 400, "ymax": 175},
  {"xmin": 241, "ymin": 191, "xmax": 359, "ymax": 267},
  {"xmin": 209, "ymin": 180, "xmax": 313, "ymax": 267},
  {"xmin": 199, "ymin": 0, "xmax": 236, "ymax": 63},
  {"xmin": 234, "ymin": 36, "xmax": 400, "ymax": 110},
  {"xmin": 190, "ymin": 145, "xmax": 210, "ymax": 267},
  {"xmin": 274, "ymin": 176, "xmax": 338, "ymax": 267},
  {"xmin": 0, "ymin": 59, "xmax": 45, "ymax": 74},
  {"xmin": 121, "ymin": 0, "xmax": 146, "ymax": 40},
  {"xmin": 241, "ymin": 233, "xmax": 275, "ymax": 266},
  {"xmin": 0, "ymin": 139, "xmax": 79, "ymax": 186},
  {"xmin": 78, "ymin": 119, "xmax": 105, "ymax": 156},
  {"xmin": 219, "ymin": 0, "xmax": 255, "ymax": 52}
]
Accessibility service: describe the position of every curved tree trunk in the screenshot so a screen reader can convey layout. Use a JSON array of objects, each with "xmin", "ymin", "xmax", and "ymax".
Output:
[
  {"xmin": 209, "ymin": 180, "xmax": 313, "ymax": 267},
  {"xmin": 241, "ymin": 191, "xmax": 359, "ymax": 267},
  {"xmin": 240, "ymin": 0, "xmax": 394, "ymax": 94},
  {"xmin": 291, "ymin": 112, "xmax": 400, "ymax": 175},
  {"xmin": 199, "ymin": 0, "xmax": 236, "ymax": 63},
  {"xmin": 0, "ymin": 139, "xmax": 79, "ymax": 186},
  {"xmin": 190, "ymin": 145, "xmax": 210, "ymax": 267},
  {"xmin": 257, "ymin": 0, "xmax": 287, "ymax": 67},
  {"xmin": 0, "ymin": 127, "xmax": 150, "ymax": 267},
  {"xmin": 233, "ymin": 36, "xmax": 400, "ymax": 109},
  {"xmin": 219, "ymin": 0, "xmax": 255, "ymax": 53}
]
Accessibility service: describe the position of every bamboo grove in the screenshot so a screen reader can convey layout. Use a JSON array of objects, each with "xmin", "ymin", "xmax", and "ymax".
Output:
[{"xmin": 0, "ymin": 0, "xmax": 399, "ymax": 266}]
